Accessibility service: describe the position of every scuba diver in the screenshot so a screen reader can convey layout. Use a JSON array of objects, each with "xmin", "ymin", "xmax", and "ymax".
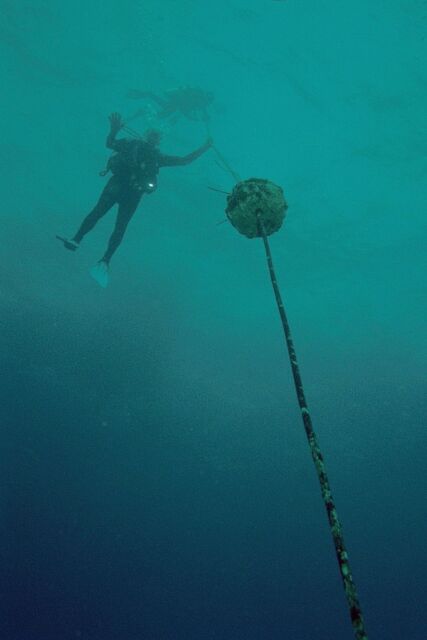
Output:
[
  {"xmin": 57, "ymin": 112, "xmax": 212, "ymax": 287},
  {"xmin": 126, "ymin": 85, "xmax": 214, "ymax": 124}
]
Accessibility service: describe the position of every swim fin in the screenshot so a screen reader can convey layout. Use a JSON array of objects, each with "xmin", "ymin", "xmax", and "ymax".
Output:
[
  {"xmin": 56, "ymin": 235, "xmax": 79, "ymax": 251},
  {"xmin": 90, "ymin": 261, "xmax": 109, "ymax": 288}
]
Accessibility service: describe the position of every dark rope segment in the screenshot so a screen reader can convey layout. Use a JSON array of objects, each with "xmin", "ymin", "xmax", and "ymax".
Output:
[
  {"xmin": 257, "ymin": 212, "xmax": 368, "ymax": 640},
  {"xmin": 208, "ymin": 186, "xmax": 231, "ymax": 196}
]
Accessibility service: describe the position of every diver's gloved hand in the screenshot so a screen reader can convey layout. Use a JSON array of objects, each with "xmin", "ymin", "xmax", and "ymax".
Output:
[{"xmin": 109, "ymin": 112, "xmax": 123, "ymax": 133}]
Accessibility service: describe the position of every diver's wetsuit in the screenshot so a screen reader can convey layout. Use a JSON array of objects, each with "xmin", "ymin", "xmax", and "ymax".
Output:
[
  {"xmin": 73, "ymin": 174, "xmax": 142, "ymax": 264},
  {"xmin": 72, "ymin": 129, "xmax": 209, "ymax": 264}
]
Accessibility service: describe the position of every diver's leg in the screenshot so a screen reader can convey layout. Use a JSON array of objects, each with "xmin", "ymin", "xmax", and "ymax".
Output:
[
  {"xmin": 157, "ymin": 105, "xmax": 179, "ymax": 120},
  {"xmin": 127, "ymin": 90, "xmax": 169, "ymax": 108},
  {"xmin": 101, "ymin": 191, "xmax": 142, "ymax": 265},
  {"xmin": 141, "ymin": 92, "xmax": 169, "ymax": 109},
  {"xmin": 125, "ymin": 107, "xmax": 148, "ymax": 124},
  {"xmin": 72, "ymin": 178, "xmax": 119, "ymax": 244},
  {"xmin": 138, "ymin": 92, "xmax": 177, "ymax": 120}
]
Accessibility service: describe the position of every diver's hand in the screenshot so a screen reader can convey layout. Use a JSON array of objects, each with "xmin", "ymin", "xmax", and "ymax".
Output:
[{"xmin": 109, "ymin": 112, "xmax": 123, "ymax": 133}]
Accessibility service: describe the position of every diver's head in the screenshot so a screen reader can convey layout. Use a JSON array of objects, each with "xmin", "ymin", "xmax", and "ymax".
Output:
[{"xmin": 145, "ymin": 129, "xmax": 162, "ymax": 146}]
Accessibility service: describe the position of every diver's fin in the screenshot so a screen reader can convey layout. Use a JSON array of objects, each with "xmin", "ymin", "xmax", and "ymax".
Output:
[
  {"xmin": 90, "ymin": 261, "xmax": 109, "ymax": 288},
  {"xmin": 56, "ymin": 235, "xmax": 79, "ymax": 252}
]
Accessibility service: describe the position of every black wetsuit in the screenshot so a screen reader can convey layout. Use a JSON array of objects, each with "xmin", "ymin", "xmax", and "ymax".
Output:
[{"xmin": 73, "ymin": 130, "xmax": 208, "ymax": 264}]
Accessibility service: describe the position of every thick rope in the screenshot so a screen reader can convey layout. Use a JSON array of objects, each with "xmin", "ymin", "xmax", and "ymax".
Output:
[{"xmin": 256, "ymin": 212, "xmax": 368, "ymax": 640}]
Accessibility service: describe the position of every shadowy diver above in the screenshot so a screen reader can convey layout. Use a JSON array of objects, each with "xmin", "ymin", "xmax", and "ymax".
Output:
[
  {"xmin": 126, "ymin": 85, "xmax": 214, "ymax": 124},
  {"xmin": 57, "ymin": 113, "xmax": 212, "ymax": 287}
]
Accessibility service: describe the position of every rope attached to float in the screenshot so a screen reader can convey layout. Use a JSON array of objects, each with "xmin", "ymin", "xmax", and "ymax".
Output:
[
  {"xmin": 256, "ymin": 210, "xmax": 368, "ymax": 640},
  {"xmin": 211, "ymin": 145, "xmax": 241, "ymax": 183}
]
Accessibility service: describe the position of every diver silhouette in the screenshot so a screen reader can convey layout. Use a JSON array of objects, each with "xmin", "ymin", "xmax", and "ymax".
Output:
[
  {"xmin": 126, "ymin": 85, "xmax": 214, "ymax": 125},
  {"xmin": 57, "ymin": 113, "xmax": 212, "ymax": 286}
]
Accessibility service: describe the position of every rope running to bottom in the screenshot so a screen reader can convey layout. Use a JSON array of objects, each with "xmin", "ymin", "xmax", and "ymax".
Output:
[{"xmin": 257, "ymin": 213, "xmax": 369, "ymax": 640}]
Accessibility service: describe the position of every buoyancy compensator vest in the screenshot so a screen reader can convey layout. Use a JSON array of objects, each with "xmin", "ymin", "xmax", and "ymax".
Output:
[{"xmin": 100, "ymin": 139, "xmax": 159, "ymax": 193}]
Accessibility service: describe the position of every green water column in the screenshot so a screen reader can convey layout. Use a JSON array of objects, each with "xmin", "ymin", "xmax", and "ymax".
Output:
[{"xmin": 225, "ymin": 178, "xmax": 369, "ymax": 640}]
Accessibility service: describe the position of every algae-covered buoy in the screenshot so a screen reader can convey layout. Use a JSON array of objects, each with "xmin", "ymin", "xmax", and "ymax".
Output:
[{"xmin": 225, "ymin": 178, "xmax": 288, "ymax": 238}]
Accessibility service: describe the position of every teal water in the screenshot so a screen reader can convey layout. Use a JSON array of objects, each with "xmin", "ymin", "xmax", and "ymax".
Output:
[{"xmin": 1, "ymin": 1, "xmax": 426, "ymax": 638}]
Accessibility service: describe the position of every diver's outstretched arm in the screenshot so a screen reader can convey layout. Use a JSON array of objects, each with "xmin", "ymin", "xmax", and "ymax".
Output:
[{"xmin": 159, "ymin": 138, "xmax": 213, "ymax": 167}]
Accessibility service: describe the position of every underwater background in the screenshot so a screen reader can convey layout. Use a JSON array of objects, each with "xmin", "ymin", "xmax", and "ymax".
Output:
[{"xmin": 1, "ymin": 1, "xmax": 426, "ymax": 638}]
